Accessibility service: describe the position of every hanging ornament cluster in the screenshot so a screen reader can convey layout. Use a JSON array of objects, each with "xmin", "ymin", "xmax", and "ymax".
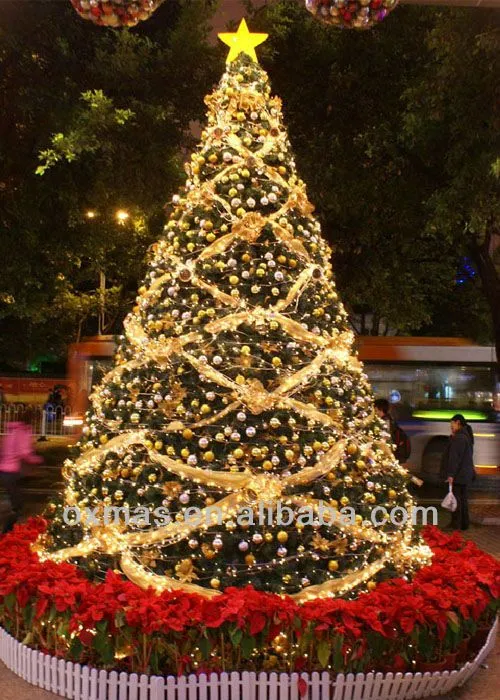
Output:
[
  {"xmin": 70, "ymin": 0, "xmax": 164, "ymax": 28},
  {"xmin": 305, "ymin": 0, "xmax": 399, "ymax": 30}
]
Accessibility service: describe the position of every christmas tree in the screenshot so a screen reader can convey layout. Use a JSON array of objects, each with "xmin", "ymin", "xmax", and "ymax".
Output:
[{"xmin": 36, "ymin": 20, "xmax": 430, "ymax": 601}]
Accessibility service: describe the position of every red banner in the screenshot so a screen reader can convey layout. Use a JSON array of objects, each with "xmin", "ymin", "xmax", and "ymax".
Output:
[{"xmin": 0, "ymin": 377, "xmax": 68, "ymax": 404}]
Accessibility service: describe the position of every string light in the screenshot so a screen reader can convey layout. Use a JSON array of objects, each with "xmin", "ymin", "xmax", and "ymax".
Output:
[{"xmin": 34, "ymin": 48, "xmax": 431, "ymax": 602}]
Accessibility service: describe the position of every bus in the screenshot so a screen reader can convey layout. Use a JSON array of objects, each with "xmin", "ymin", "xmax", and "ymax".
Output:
[
  {"xmin": 357, "ymin": 337, "xmax": 499, "ymax": 484},
  {"xmin": 65, "ymin": 336, "xmax": 500, "ymax": 483}
]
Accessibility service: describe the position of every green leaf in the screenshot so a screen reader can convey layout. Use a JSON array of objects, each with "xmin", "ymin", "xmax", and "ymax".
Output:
[
  {"xmin": 229, "ymin": 627, "xmax": 243, "ymax": 647},
  {"xmin": 150, "ymin": 647, "xmax": 160, "ymax": 674},
  {"xmin": 22, "ymin": 632, "xmax": 33, "ymax": 646},
  {"xmin": 93, "ymin": 632, "xmax": 114, "ymax": 665},
  {"xmin": 23, "ymin": 604, "xmax": 35, "ymax": 628},
  {"xmin": 241, "ymin": 634, "xmax": 255, "ymax": 659},
  {"xmin": 333, "ymin": 635, "xmax": 344, "ymax": 670},
  {"xmin": 96, "ymin": 620, "xmax": 108, "ymax": 634},
  {"xmin": 69, "ymin": 636, "xmax": 83, "ymax": 660},
  {"xmin": 4, "ymin": 593, "xmax": 15, "ymax": 612},
  {"xmin": 198, "ymin": 636, "xmax": 211, "ymax": 660},
  {"xmin": 317, "ymin": 640, "xmax": 331, "ymax": 667},
  {"xmin": 446, "ymin": 611, "xmax": 460, "ymax": 633}
]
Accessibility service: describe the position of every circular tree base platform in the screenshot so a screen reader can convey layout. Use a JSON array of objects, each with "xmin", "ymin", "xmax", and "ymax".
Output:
[{"xmin": 0, "ymin": 618, "xmax": 497, "ymax": 700}]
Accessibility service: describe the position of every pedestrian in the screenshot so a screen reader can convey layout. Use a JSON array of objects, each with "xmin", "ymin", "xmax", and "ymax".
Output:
[
  {"xmin": 0, "ymin": 409, "xmax": 42, "ymax": 534},
  {"xmin": 442, "ymin": 413, "xmax": 475, "ymax": 531},
  {"xmin": 0, "ymin": 384, "xmax": 4, "ymax": 433},
  {"xmin": 374, "ymin": 398, "xmax": 411, "ymax": 463}
]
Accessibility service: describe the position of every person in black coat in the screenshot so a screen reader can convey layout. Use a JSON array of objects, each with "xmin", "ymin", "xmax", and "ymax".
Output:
[{"xmin": 443, "ymin": 414, "xmax": 475, "ymax": 530}]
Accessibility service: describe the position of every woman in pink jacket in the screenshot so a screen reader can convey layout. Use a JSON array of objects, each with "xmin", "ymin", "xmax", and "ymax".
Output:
[{"xmin": 0, "ymin": 412, "xmax": 42, "ymax": 533}]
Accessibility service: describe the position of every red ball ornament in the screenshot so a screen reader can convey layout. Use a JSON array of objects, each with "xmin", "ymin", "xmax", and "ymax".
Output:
[{"xmin": 305, "ymin": 0, "xmax": 399, "ymax": 30}]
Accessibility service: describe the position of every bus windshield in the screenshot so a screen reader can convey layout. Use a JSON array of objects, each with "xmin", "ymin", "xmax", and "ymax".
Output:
[{"xmin": 366, "ymin": 363, "xmax": 499, "ymax": 422}]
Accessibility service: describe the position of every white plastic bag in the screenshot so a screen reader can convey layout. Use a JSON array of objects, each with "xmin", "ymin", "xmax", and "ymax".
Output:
[{"xmin": 441, "ymin": 483, "xmax": 457, "ymax": 512}]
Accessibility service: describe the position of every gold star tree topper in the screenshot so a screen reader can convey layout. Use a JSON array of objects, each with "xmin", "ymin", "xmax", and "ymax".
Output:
[{"xmin": 218, "ymin": 18, "xmax": 268, "ymax": 63}]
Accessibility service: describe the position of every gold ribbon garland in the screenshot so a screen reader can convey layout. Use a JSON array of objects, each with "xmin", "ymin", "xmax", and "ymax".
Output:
[{"xmin": 35, "ymin": 57, "xmax": 429, "ymax": 602}]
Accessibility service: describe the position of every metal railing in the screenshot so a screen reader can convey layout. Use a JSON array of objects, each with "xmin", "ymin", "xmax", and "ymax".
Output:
[{"xmin": 0, "ymin": 404, "xmax": 78, "ymax": 438}]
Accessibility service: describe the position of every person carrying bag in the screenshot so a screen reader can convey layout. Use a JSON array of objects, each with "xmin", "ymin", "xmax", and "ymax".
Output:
[{"xmin": 442, "ymin": 414, "xmax": 475, "ymax": 531}]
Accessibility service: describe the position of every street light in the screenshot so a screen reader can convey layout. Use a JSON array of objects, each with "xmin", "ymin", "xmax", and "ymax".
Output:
[
  {"xmin": 116, "ymin": 209, "xmax": 129, "ymax": 224},
  {"xmin": 85, "ymin": 210, "xmax": 97, "ymax": 219}
]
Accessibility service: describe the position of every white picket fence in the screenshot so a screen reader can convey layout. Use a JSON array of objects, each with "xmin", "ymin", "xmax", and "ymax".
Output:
[{"xmin": 0, "ymin": 619, "xmax": 497, "ymax": 700}]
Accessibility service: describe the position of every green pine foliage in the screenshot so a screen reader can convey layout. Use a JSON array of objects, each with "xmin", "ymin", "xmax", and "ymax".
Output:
[{"xmin": 41, "ymin": 53, "xmax": 426, "ymax": 598}]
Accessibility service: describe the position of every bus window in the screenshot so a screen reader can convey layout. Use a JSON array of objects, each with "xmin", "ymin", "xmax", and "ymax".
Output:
[{"xmin": 366, "ymin": 363, "xmax": 497, "ymax": 422}]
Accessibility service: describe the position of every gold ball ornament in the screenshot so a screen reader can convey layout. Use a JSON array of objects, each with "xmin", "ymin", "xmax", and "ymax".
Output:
[
  {"xmin": 210, "ymin": 578, "xmax": 221, "ymax": 589},
  {"xmin": 328, "ymin": 560, "xmax": 339, "ymax": 572},
  {"xmin": 277, "ymin": 531, "xmax": 288, "ymax": 543}
]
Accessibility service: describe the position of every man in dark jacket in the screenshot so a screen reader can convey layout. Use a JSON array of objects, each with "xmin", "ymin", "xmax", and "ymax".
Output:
[{"xmin": 445, "ymin": 414, "xmax": 475, "ymax": 530}]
